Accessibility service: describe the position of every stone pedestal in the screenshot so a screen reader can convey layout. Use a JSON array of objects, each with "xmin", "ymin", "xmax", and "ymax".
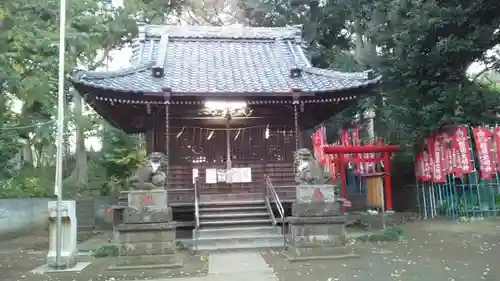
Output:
[
  {"xmin": 47, "ymin": 200, "xmax": 78, "ymax": 269},
  {"xmin": 110, "ymin": 189, "xmax": 182, "ymax": 270},
  {"xmin": 284, "ymin": 185, "xmax": 356, "ymax": 261}
]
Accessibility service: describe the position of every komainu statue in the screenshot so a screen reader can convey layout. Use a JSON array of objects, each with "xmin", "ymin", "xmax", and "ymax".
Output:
[
  {"xmin": 294, "ymin": 148, "xmax": 331, "ymax": 185},
  {"xmin": 129, "ymin": 152, "xmax": 167, "ymax": 190}
]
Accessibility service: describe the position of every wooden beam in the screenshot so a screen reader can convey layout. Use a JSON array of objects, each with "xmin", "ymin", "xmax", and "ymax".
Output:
[{"xmin": 169, "ymin": 116, "xmax": 294, "ymax": 128}]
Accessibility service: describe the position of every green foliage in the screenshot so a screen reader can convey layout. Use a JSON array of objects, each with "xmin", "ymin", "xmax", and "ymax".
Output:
[
  {"xmin": 0, "ymin": 167, "xmax": 56, "ymax": 197},
  {"xmin": 92, "ymin": 244, "xmax": 119, "ymax": 258},
  {"xmin": 243, "ymin": 0, "xmax": 500, "ymax": 187},
  {"xmin": 176, "ymin": 240, "xmax": 188, "ymax": 250},
  {"xmin": 0, "ymin": 0, "xmax": 177, "ymax": 197},
  {"xmin": 356, "ymin": 226, "xmax": 404, "ymax": 242},
  {"xmin": 96, "ymin": 126, "xmax": 146, "ymax": 193},
  {"xmin": 366, "ymin": 0, "xmax": 500, "ymax": 146}
]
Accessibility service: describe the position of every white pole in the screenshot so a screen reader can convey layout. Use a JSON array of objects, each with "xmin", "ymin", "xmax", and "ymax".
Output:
[{"xmin": 54, "ymin": 0, "xmax": 67, "ymax": 269}]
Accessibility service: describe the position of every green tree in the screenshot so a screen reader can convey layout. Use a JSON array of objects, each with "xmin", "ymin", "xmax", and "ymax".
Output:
[{"xmin": 0, "ymin": 0, "xmax": 183, "ymax": 197}]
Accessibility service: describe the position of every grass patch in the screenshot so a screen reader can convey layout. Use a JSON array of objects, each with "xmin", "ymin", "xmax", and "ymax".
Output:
[
  {"xmin": 176, "ymin": 240, "xmax": 188, "ymax": 250},
  {"xmin": 356, "ymin": 226, "xmax": 404, "ymax": 242},
  {"xmin": 92, "ymin": 244, "xmax": 119, "ymax": 258}
]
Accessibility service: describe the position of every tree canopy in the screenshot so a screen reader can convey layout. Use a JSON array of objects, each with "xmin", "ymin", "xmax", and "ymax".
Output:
[{"xmin": 241, "ymin": 0, "xmax": 500, "ymax": 147}]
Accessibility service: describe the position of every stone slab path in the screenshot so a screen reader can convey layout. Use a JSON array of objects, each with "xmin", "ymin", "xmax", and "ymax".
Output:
[{"xmin": 135, "ymin": 251, "xmax": 277, "ymax": 281}]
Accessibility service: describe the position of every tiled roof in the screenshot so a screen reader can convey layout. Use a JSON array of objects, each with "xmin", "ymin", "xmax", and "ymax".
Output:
[{"xmin": 72, "ymin": 25, "xmax": 380, "ymax": 96}]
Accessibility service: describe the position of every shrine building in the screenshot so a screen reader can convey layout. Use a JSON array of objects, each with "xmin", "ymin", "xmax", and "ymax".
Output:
[{"xmin": 71, "ymin": 25, "xmax": 380, "ymax": 249}]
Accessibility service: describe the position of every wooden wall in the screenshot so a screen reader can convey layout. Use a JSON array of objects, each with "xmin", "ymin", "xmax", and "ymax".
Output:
[{"xmin": 168, "ymin": 161, "xmax": 296, "ymax": 203}]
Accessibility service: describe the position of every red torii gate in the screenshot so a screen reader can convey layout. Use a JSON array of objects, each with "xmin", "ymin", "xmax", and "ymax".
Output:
[{"xmin": 323, "ymin": 143, "xmax": 399, "ymax": 211}]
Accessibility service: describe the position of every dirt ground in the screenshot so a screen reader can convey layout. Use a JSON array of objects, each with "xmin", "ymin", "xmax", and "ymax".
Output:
[
  {"xmin": 263, "ymin": 220, "xmax": 500, "ymax": 281},
  {"xmin": 0, "ymin": 231, "xmax": 208, "ymax": 281},
  {"xmin": 1, "ymin": 220, "xmax": 499, "ymax": 281}
]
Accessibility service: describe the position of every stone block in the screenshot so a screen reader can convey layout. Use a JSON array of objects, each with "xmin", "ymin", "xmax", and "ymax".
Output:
[
  {"xmin": 47, "ymin": 200, "xmax": 78, "ymax": 269},
  {"xmin": 296, "ymin": 184, "xmax": 336, "ymax": 203},
  {"xmin": 118, "ymin": 227, "xmax": 176, "ymax": 244},
  {"xmin": 284, "ymin": 215, "xmax": 351, "ymax": 260},
  {"xmin": 119, "ymin": 241, "xmax": 177, "ymax": 256},
  {"xmin": 115, "ymin": 221, "xmax": 177, "ymax": 232},
  {"xmin": 287, "ymin": 220, "xmax": 346, "ymax": 247},
  {"xmin": 292, "ymin": 201, "xmax": 342, "ymax": 217},
  {"xmin": 108, "ymin": 254, "xmax": 183, "ymax": 270},
  {"xmin": 115, "ymin": 222, "xmax": 177, "ymax": 256},
  {"xmin": 125, "ymin": 190, "xmax": 167, "ymax": 209},
  {"xmin": 123, "ymin": 206, "xmax": 173, "ymax": 223}
]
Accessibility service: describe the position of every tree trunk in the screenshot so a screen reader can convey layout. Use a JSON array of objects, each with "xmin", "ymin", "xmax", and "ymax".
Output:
[
  {"xmin": 64, "ymin": 90, "xmax": 88, "ymax": 189},
  {"xmin": 21, "ymin": 138, "xmax": 34, "ymax": 167}
]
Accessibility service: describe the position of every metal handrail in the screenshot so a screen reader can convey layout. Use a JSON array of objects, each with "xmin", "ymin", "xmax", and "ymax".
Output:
[
  {"xmin": 265, "ymin": 185, "xmax": 277, "ymax": 226},
  {"xmin": 265, "ymin": 175, "xmax": 285, "ymax": 246},
  {"xmin": 193, "ymin": 176, "xmax": 200, "ymax": 253},
  {"xmin": 194, "ymin": 176, "xmax": 200, "ymax": 229}
]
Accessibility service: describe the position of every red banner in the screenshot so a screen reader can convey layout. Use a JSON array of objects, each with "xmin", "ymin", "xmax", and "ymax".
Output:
[
  {"xmin": 422, "ymin": 151, "xmax": 432, "ymax": 181},
  {"xmin": 351, "ymin": 127, "xmax": 360, "ymax": 145},
  {"xmin": 325, "ymin": 154, "xmax": 338, "ymax": 180},
  {"xmin": 351, "ymin": 127, "xmax": 362, "ymax": 174},
  {"xmin": 453, "ymin": 126, "xmax": 473, "ymax": 176},
  {"xmin": 472, "ymin": 126, "xmax": 494, "ymax": 180},
  {"xmin": 311, "ymin": 126, "xmax": 327, "ymax": 166},
  {"xmin": 340, "ymin": 129, "xmax": 350, "ymax": 146},
  {"xmin": 429, "ymin": 134, "xmax": 446, "ymax": 183},
  {"xmin": 415, "ymin": 153, "xmax": 424, "ymax": 181},
  {"xmin": 441, "ymin": 133, "xmax": 453, "ymax": 175},
  {"xmin": 493, "ymin": 127, "xmax": 500, "ymax": 173}
]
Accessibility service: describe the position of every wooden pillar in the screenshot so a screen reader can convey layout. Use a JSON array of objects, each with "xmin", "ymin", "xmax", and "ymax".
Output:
[
  {"xmin": 225, "ymin": 109, "xmax": 232, "ymax": 183},
  {"xmin": 293, "ymin": 97, "xmax": 300, "ymax": 150},
  {"xmin": 338, "ymin": 153, "xmax": 348, "ymax": 212},
  {"xmin": 383, "ymin": 151, "xmax": 394, "ymax": 210},
  {"xmin": 145, "ymin": 130, "xmax": 153, "ymax": 154},
  {"xmin": 164, "ymin": 101, "xmax": 170, "ymax": 188}
]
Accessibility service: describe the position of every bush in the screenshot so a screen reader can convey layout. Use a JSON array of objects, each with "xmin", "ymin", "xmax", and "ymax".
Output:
[
  {"xmin": 92, "ymin": 245, "xmax": 119, "ymax": 258},
  {"xmin": 0, "ymin": 167, "xmax": 55, "ymax": 197},
  {"xmin": 356, "ymin": 226, "xmax": 404, "ymax": 242}
]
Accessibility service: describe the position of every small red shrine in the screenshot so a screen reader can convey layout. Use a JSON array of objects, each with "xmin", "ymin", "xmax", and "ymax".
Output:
[
  {"xmin": 312, "ymin": 127, "xmax": 398, "ymax": 211},
  {"xmin": 324, "ymin": 143, "xmax": 399, "ymax": 211}
]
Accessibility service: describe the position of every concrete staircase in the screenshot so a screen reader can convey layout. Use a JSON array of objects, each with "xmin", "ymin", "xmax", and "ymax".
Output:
[{"xmin": 193, "ymin": 199, "xmax": 285, "ymax": 251}]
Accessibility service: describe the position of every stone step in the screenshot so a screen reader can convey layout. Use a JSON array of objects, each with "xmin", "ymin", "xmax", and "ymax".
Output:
[
  {"xmin": 200, "ymin": 218, "xmax": 271, "ymax": 226},
  {"xmin": 197, "ymin": 233, "xmax": 283, "ymax": 245},
  {"xmin": 194, "ymin": 234, "xmax": 284, "ymax": 252},
  {"xmin": 196, "ymin": 225, "xmax": 281, "ymax": 238},
  {"xmin": 200, "ymin": 205, "xmax": 267, "ymax": 212},
  {"xmin": 199, "ymin": 199, "xmax": 265, "ymax": 207},
  {"xmin": 200, "ymin": 212, "xmax": 269, "ymax": 219}
]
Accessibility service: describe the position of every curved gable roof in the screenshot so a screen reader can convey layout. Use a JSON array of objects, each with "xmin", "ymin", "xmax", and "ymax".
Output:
[{"xmin": 72, "ymin": 25, "xmax": 380, "ymax": 97}]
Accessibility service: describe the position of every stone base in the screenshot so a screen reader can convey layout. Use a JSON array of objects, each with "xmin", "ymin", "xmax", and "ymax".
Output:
[
  {"xmin": 47, "ymin": 200, "xmax": 78, "ymax": 270},
  {"xmin": 31, "ymin": 262, "xmax": 92, "ymax": 274},
  {"xmin": 46, "ymin": 254, "xmax": 77, "ymax": 270},
  {"xmin": 123, "ymin": 206, "xmax": 173, "ymax": 223},
  {"xmin": 126, "ymin": 189, "xmax": 168, "ymax": 209},
  {"xmin": 107, "ymin": 254, "xmax": 183, "ymax": 271},
  {"xmin": 285, "ymin": 215, "xmax": 350, "ymax": 260},
  {"xmin": 296, "ymin": 184, "xmax": 337, "ymax": 202},
  {"xmin": 292, "ymin": 202, "xmax": 342, "ymax": 217},
  {"xmin": 116, "ymin": 222, "xmax": 178, "ymax": 256}
]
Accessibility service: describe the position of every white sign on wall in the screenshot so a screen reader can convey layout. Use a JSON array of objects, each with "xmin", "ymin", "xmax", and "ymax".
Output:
[{"xmin": 204, "ymin": 167, "xmax": 252, "ymax": 183}]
